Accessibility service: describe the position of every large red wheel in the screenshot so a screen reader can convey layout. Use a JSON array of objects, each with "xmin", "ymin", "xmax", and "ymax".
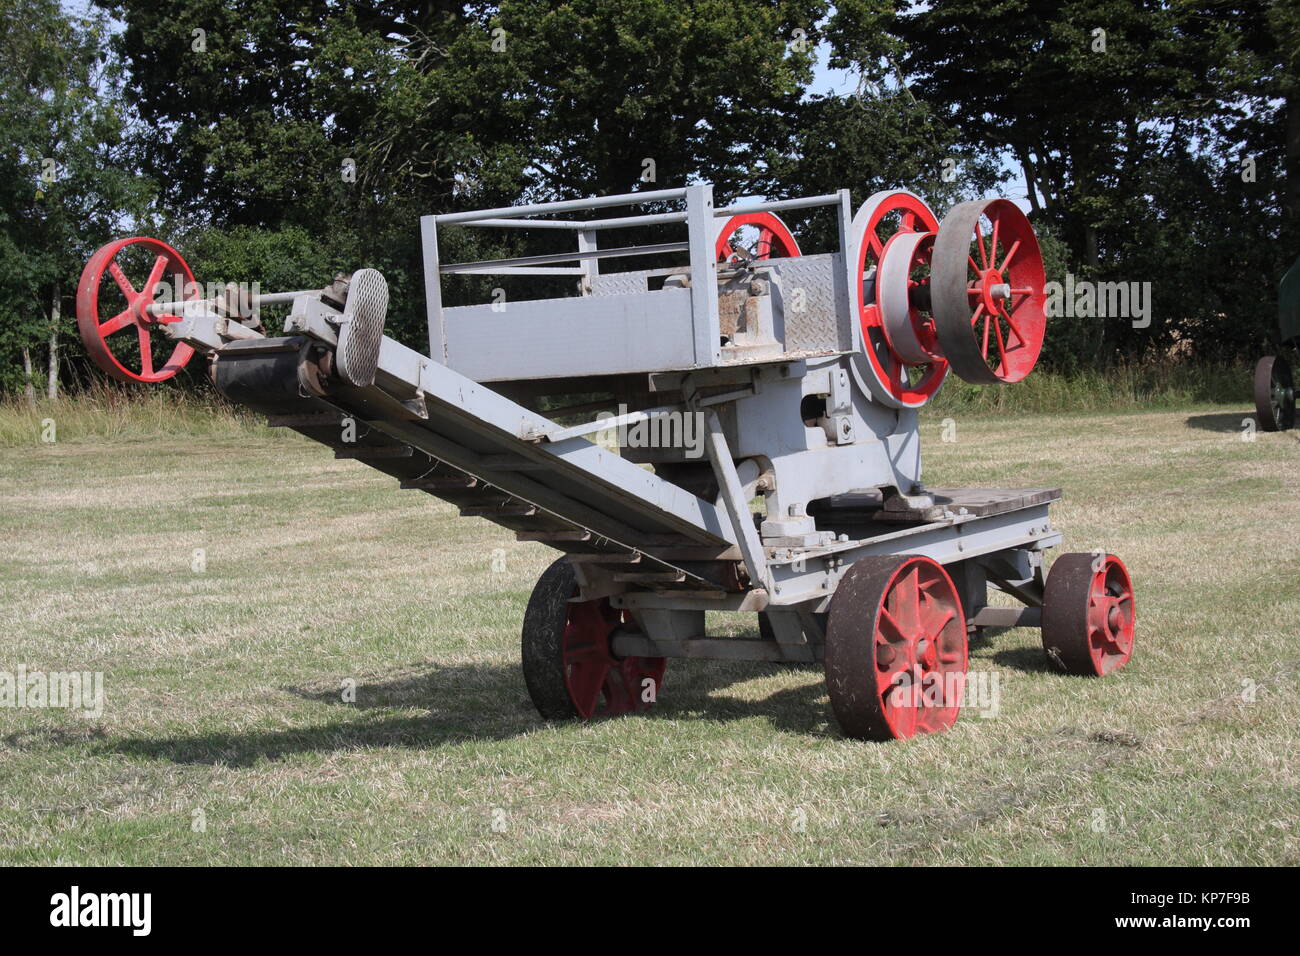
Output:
[
  {"xmin": 715, "ymin": 212, "xmax": 801, "ymax": 262},
  {"xmin": 931, "ymin": 199, "xmax": 1047, "ymax": 385},
  {"xmin": 75, "ymin": 237, "xmax": 198, "ymax": 383},
  {"xmin": 851, "ymin": 191, "xmax": 948, "ymax": 408},
  {"xmin": 824, "ymin": 555, "xmax": 968, "ymax": 741},
  {"xmin": 521, "ymin": 558, "xmax": 666, "ymax": 720},
  {"xmin": 1041, "ymin": 553, "xmax": 1135, "ymax": 676}
]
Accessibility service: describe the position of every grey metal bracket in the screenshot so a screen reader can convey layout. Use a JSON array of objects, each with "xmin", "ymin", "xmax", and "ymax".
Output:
[{"xmin": 697, "ymin": 405, "xmax": 770, "ymax": 592}]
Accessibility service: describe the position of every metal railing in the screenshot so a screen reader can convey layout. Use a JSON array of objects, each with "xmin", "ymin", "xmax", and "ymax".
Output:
[{"xmin": 420, "ymin": 184, "xmax": 851, "ymax": 361}]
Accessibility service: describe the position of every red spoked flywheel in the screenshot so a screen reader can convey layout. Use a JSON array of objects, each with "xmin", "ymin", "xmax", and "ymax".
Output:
[
  {"xmin": 715, "ymin": 212, "xmax": 802, "ymax": 262},
  {"xmin": 931, "ymin": 199, "xmax": 1047, "ymax": 385},
  {"xmin": 851, "ymin": 190, "xmax": 949, "ymax": 408},
  {"xmin": 76, "ymin": 237, "xmax": 199, "ymax": 383}
]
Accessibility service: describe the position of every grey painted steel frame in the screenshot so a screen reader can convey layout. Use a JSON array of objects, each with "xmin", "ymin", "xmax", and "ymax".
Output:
[
  {"xmin": 163, "ymin": 183, "xmax": 1070, "ymax": 669},
  {"xmin": 419, "ymin": 184, "xmax": 847, "ymax": 377}
]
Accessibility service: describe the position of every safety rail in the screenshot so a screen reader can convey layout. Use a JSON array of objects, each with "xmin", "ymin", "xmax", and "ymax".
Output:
[{"xmin": 419, "ymin": 184, "xmax": 853, "ymax": 364}]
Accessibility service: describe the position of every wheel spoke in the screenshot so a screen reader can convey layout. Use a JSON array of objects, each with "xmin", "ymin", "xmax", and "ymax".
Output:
[
  {"xmin": 992, "ymin": 316, "xmax": 1008, "ymax": 368},
  {"xmin": 564, "ymin": 640, "xmax": 602, "ymax": 660},
  {"xmin": 897, "ymin": 567, "xmax": 921, "ymax": 633},
  {"xmin": 999, "ymin": 239, "xmax": 1021, "ymax": 271},
  {"xmin": 924, "ymin": 606, "xmax": 956, "ymax": 640},
  {"xmin": 975, "ymin": 229, "xmax": 989, "ymax": 270},
  {"xmin": 879, "ymin": 605, "xmax": 910, "ymax": 644},
  {"xmin": 981, "ymin": 311, "xmax": 991, "ymax": 357},
  {"xmin": 990, "ymin": 218, "xmax": 1000, "ymax": 267},
  {"xmin": 143, "ymin": 254, "xmax": 169, "ymax": 301},
  {"xmin": 136, "ymin": 325, "xmax": 153, "ymax": 375},
  {"xmin": 99, "ymin": 309, "xmax": 135, "ymax": 337},
  {"xmin": 567, "ymin": 660, "xmax": 609, "ymax": 717},
  {"xmin": 883, "ymin": 675, "xmax": 919, "ymax": 736},
  {"xmin": 108, "ymin": 260, "xmax": 136, "ymax": 299},
  {"xmin": 1000, "ymin": 307, "xmax": 1025, "ymax": 344},
  {"xmin": 602, "ymin": 666, "xmax": 633, "ymax": 715},
  {"xmin": 876, "ymin": 656, "xmax": 912, "ymax": 694}
]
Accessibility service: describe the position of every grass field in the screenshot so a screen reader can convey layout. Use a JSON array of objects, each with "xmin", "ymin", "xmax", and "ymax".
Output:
[{"xmin": 0, "ymin": 400, "xmax": 1296, "ymax": 865}]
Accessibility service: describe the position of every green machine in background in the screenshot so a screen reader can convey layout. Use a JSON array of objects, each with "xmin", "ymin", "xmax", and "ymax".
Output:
[{"xmin": 1255, "ymin": 255, "xmax": 1299, "ymax": 431}]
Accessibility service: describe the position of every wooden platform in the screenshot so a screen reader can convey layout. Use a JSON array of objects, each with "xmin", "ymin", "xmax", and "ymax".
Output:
[{"xmin": 810, "ymin": 487, "xmax": 1062, "ymax": 525}]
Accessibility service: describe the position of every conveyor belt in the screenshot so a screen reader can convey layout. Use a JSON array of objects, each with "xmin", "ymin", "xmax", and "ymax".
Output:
[{"xmin": 212, "ymin": 338, "xmax": 743, "ymax": 593}]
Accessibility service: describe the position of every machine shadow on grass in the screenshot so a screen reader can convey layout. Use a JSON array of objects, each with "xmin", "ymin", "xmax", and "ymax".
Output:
[
  {"xmin": 1185, "ymin": 410, "xmax": 1300, "ymax": 442},
  {"xmin": 88, "ymin": 630, "xmax": 1060, "ymax": 767},
  {"xmin": 969, "ymin": 626, "xmax": 1060, "ymax": 674},
  {"xmin": 91, "ymin": 658, "xmax": 832, "ymax": 767},
  {"xmin": 1183, "ymin": 411, "xmax": 1258, "ymax": 432}
]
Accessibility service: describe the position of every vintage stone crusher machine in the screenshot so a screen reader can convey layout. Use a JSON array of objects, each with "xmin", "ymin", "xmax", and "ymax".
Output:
[{"xmin": 75, "ymin": 185, "xmax": 1137, "ymax": 741}]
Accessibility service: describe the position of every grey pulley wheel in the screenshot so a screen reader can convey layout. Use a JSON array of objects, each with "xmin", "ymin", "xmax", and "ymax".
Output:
[{"xmin": 931, "ymin": 199, "xmax": 1047, "ymax": 385}]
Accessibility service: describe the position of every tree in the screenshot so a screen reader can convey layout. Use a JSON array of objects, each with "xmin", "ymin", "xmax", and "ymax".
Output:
[
  {"xmin": 827, "ymin": 0, "xmax": 1298, "ymax": 364},
  {"xmin": 100, "ymin": 0, "xmax": 831, "ymax": 349},
  {"xmin": 0, "ymin": 0, "xmax": 152, "ymax": 397}
]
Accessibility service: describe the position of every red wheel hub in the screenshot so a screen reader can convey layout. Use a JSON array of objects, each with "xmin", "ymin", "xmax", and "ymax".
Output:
[
  {"xmin": 1084, "ymin": 557, "xmax": 1136, "ymax": 675},
  {"xmin": 562, "ymin": 598, "xmax": 665, "ymax": 718},
  {"xmin": 715, "ymin": 212, "xmax": 801, "ymax": 262},
  {"xmin": 76, "ymin": 237, "xmax": 198, "ymax": 383},
  {"xmin": 851, "ymin": 191, "xmax": 948, "ymax": 408}
]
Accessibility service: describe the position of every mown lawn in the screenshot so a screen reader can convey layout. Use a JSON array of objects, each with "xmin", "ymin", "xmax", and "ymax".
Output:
[{"xmin": 0, "ymin": 403, "xmax": 1296, "ymax": 864}]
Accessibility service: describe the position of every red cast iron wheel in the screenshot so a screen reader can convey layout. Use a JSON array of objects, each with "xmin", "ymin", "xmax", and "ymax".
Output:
[
  {"xmin": 75, "ymin": 237, "xmax": 198, "ymax": 383},
  {"xmin": 824, "ymin": 554, "xmax": 969, "ymax": 741},
  {"xmin": 715, "ymin": 212, "xmax": 801, "ymax": 262},
  {"xmin": 1041, "ymin": 553, "xmax": 1136, "ymax": 676},
  {"xmin": 851, "ymin": 190, "xmax": 949, "ymax": 408},
  {"xmin": 931, "ymin": 199, "xmax": 1047, "ymax": 385},
  {"xmin": 521, "ymin": 558, "xmax": 666, "ymax": 720}
]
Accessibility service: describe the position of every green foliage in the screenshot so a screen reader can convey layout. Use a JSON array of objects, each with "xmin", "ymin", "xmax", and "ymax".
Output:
[
  {"xmin": 0, "ymin": 0, "xmax": 155, "ymax": 390},
  {"xmin": 2, "ymin": 1, "xmax": 1298, "ymax": 388},
  {"xmin": 831, "ymin": 0, "xmax": 1299, "ymax": 367},
  {"xmin": 183, "ymin": 225, "xmax": 334, "ymax": 296},
  {"xmin": 0, "ymin": 379, "xmax": 270, "ymax": 447},
  {"xmin": 922, "ymin": 360, "xmax": 1251, "ymax": 416}
]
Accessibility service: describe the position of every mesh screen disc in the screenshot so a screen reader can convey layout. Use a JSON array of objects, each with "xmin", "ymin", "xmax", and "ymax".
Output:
[{"xmin": 336, "ymin": 268, "xmax": 389, "ymax": 386}]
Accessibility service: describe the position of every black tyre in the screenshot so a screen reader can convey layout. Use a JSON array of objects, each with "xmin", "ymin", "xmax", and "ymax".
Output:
[{"xmin": 1254, "ymin": 354, "xmax": 1295, "ymax": 432}]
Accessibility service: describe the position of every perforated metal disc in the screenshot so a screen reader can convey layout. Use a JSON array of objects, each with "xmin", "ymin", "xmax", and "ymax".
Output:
[{"xmin": 336, "ymin": 268, "xmax": 389, "ymax": 386}]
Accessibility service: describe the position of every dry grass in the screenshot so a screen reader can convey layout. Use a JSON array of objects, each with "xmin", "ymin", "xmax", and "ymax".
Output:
[
  {"xmin": 0, "ymin": 403, "xmax": 1296, "ymax": 865},
  {"xmin": 0, "ymin": 381, "xmax": 269, "ymax": 448}
]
